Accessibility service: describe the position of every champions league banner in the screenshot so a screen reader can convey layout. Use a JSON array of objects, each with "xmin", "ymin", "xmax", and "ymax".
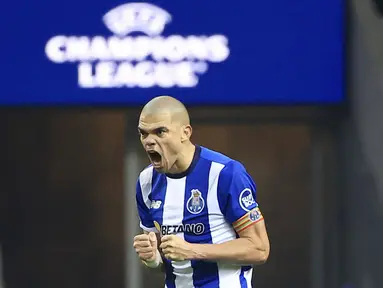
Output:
[{"xmin": 3, "ymin": 0, "xmax": 345, "ymax": 106}]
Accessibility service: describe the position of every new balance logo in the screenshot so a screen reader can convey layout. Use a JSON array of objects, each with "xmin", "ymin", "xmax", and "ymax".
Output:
[
  {"xmin": 150, "ymin": 200, "xmax": 162, "ymax": 209},
  {"xmin": 102, "ymin": 2, "xmax": 172, "ymax": 36}
]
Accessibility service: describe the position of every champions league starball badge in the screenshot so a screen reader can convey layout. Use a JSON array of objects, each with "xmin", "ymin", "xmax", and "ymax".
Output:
[{"xmin": 44, "ymin": 2, "xmax": 229, "ymax": 89}]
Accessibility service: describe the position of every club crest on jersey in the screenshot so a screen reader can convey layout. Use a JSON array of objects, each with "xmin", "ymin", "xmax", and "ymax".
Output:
[
  {"xmin": 186, "ymin": 189, "xmax": 205, "ymax": 214},
  {"xmin": 239, "ymin": 188, "xmax": 256, "ymax": 212}
]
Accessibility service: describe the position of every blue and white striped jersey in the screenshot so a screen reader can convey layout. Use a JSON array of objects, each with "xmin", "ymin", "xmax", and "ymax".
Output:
[{"xmin": 136, "ymin": 146, "xmax": 264, "ymax": 288}]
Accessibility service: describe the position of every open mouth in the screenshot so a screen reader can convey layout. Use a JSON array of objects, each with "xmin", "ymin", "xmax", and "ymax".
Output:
[{"xmin": 147, "ymin": 151, "xmax": 162, "ymax": 165}]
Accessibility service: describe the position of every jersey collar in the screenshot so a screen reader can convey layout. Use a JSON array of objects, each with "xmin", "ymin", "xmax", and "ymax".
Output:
[{"xmin": 165, "ymin": 145, "xmax": 201, "ymax": 179}]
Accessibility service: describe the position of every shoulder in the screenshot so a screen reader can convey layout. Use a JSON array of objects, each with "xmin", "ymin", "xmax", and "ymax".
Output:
[
  {"xmin": 221, "ymin": 160, "xmax": 246, "ymax": 176},
  {"xmin": 200, "ymin": 146, "xmax": 233, "ymax": 165},
  {"xmin": 200, "ymin": 146, "xmax": 246, "ymax": 178},
  {"xmin": 137, "ymin": 165, "xmax": 154, "ymax": 190}
]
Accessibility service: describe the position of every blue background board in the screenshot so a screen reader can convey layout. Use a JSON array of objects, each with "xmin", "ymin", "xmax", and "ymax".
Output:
[{"xmin": 3, "ymin": 0, "xmax": 345, "ymax": 106}]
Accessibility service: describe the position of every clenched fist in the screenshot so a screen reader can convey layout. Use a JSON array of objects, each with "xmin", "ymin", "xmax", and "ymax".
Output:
[
  {"xmin": 160, "ymin": 235, "xmax": 195, "ymax": 262},
  {"xmin": 133, "ymin": 232, "xmax": 158, "ymax": 262}
]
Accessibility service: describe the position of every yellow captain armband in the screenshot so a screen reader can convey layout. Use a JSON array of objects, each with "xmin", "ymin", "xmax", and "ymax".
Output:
[{"xmin": 233, "ymin": 207, "xmax": 264, "ymax": 234}]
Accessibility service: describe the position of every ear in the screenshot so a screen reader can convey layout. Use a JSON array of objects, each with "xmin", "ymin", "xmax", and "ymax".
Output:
[{"xmin": 181, "ymin": 125, "xmax": 192, "ymax": 142}]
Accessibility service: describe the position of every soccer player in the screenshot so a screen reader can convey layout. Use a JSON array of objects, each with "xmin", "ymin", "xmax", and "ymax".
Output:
[{"xmin": 133, "ymin": 96, "xmax": 270, "ymax": 288}]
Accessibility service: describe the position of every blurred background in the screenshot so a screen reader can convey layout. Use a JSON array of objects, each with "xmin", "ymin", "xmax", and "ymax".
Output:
[{"xmin": 2, "ymin": 0, "xmax": 383, "ymax": 287}]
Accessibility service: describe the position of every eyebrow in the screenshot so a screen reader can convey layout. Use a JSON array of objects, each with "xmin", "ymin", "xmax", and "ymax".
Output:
[{"xmin": 138, "ymin": 126, "xmax": 168, "ymax": 133}]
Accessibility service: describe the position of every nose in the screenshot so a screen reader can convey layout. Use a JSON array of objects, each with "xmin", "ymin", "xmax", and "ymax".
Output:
[{"xmin": 143, "ymin": 135, "xmax": 156, "ymax": 149}]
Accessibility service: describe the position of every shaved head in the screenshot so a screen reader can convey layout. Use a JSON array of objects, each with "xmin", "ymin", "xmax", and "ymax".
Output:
[
  {"xmin": 138, "ymin": 96, "xmax": 194, "ymax": 174},
  {"xmin": 140, "ymin": 95, "xmax": 190, "ymax": 126}
]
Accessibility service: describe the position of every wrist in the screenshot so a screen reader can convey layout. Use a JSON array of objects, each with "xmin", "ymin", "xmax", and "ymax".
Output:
[
  {"xmin": 188, "ymin": 243, "xmax": 207, "ymax": 260},
  {"xmin": 142, "ymin": 250, "xmax": 162, "ymax": 268}
]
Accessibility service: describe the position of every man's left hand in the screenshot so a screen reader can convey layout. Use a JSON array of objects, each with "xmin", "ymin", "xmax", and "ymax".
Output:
[{"xmin": 160, "ymin": 235, "xmax": 194, "ymax": 261}]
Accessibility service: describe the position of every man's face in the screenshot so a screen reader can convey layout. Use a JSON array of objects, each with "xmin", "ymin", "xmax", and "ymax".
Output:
[{"xmin": 138, "ymin": 112, "xmax": 183, "ymax": 173}]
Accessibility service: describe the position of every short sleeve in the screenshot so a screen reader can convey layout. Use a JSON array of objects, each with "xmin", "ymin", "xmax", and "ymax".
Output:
[
  {"xmin": 217, "ymin": 161, "xmax": 264, "ymax": 234},
  {"xmin": 136, "ymin": 177, "xmax": 156, "ymax": 232}
]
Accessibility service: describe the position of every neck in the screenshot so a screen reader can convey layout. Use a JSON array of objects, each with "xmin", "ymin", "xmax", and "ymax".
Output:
[{"xmin": 168, "ymin": 142, "xmax": 196, "ymax": 174}]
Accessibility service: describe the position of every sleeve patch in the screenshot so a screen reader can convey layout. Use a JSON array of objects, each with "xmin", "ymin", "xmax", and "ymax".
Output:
[
  {"xmin": 233, "ymin": 207, "xmax": 264, "ymax": 233},
  {"xmin": 239, "ymin": 188, "xmax": 257, "ymax": 211}
]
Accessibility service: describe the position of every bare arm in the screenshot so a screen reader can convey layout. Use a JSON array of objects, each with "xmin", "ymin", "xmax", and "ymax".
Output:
[
  {"xmin": 160, "ymin": 216, "xmax": 270, "ymax": 265},
  {"xmin": 188, "ymin": 219, "xmax": 269, "ymax": 265}
]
